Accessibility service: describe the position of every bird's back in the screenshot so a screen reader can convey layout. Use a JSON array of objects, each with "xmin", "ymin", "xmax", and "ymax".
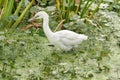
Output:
[{"xmin": 54, "ymin": 30, "xmax": 88, "ymax": 47}]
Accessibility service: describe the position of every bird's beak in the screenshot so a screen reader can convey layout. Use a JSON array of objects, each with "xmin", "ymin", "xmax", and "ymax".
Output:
[{"xmin": 28, "ymin": 17, "xmax": 35, "ymax": 22}]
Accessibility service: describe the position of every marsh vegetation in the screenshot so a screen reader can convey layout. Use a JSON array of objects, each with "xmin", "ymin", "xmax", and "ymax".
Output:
[{"xmin": 0, "ymin": 0, "xmax": 120, "ymax": 80}]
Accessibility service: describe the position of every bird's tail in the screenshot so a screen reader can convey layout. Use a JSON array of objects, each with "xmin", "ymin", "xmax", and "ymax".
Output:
[{"xmin": 79, "ymin": 34, "xmax": 88, "ymax": 40}]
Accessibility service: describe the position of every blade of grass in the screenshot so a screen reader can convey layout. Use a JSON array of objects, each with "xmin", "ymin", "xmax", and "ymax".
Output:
[
  {"xmin": 80, "ymin": 0, "xmax": 90, "ymax": 18},
  {"xmin": 76, "ymin": 0, "xmax": 82, "ymax": 13},
  {"xmin": 69, "ymin": 0, "xmax": 75, "ymax": 11},
  {"xmin": 1, "ymin": 0, "xmax": 8, "ymax": 18},
  {"xmin": 8, "ymin": 0, "xmax": 24, "ymax": 27},
  {"xmin": 14, "ymin": 0, "xmax": 24, "ymax": 16},
  {"xmin": 0, "ymin": 0, "xmax": 3, "ymax": 8},
  {"xmin": 62, "ymin": 0, "xmax": 66, "ymax": 19},
  {"xmin": 11, "ymin": 0, "xmax": 35, "ymax": 30},
  {"xmin": 54, "ymin": 19, "xmax": 65, "ymax": 32},
  {"xmin": 7, "ymin": 0, "xmax": 14, "ymax": 17},
  {"xmin": 56, "ymin": 0, "xmax": 60, "ymax": 11},
  {"xmin": 1, "ymin": 0, "xmax": 14, "ymax": 28},
  {"xmin": 66, "ymin": 0, "xmax": 70, "ymax": 22},
  {"xmin": 90, "ymin": 0, "xmax": 103, "ymax": 19},
  {"xmin": 80, "ymin": 0, "xmax": 95, "ymax": 18},
  {"xmin": 2, "ymin": 0, "xmax": 14, "ymax": 18}
]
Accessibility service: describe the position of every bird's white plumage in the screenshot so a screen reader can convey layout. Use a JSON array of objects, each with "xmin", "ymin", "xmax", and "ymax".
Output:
[{"xmin": 29, "ymin": 11, "xmax": 88, "ymax": 51}]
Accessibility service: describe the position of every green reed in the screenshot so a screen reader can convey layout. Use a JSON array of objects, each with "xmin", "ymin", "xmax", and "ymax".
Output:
[
  {"xmin": 56, "ymin": 0, "xmax": 104, "ymax": 21},
  {"xmin": 0, "ymin": 0, "xmax": 35, "ymax": 31}
]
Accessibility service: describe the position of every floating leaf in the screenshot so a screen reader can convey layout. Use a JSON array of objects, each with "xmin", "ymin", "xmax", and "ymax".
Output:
[{"xmin": 0, "ymin": 36, "xmax": 6, "ymax": 40}]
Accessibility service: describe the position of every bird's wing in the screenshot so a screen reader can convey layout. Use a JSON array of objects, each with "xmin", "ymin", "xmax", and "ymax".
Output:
[{"xmin": 55, "ymin": 30, "xmax": 82, "ymax": 46}]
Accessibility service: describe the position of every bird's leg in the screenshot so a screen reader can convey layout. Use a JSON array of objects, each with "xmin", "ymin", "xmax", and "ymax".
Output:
[
  {"xmin": 48, "ymin": 44, "xmax": 55, "ymax": 47},
  {"xmin": 64, "ymin": 48, "xmax": 79, "ymax": 54},
  {"xmin": 48, "ymin": 45, "xmax": 59, "ymax": 54},
  {"xmin": 60, "ymin": 49, "xmax": 74, "ymax": 54}
]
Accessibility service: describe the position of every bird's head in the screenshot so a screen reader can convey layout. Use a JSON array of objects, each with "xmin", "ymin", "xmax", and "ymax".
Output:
[{"xmin": 28, "ymin": 11, "xmax": 48, "ymax": 22}]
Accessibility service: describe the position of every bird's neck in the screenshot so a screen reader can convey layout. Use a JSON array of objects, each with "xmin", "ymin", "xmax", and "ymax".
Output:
[{"xmin": 43, "ymin": 16, "xmax": 53, "ymax": 39}]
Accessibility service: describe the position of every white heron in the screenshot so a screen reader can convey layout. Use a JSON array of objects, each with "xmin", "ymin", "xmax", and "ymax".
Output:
[{"xmin": 29, "ymin": 11, "xmax": 88, "ymax": 51}]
